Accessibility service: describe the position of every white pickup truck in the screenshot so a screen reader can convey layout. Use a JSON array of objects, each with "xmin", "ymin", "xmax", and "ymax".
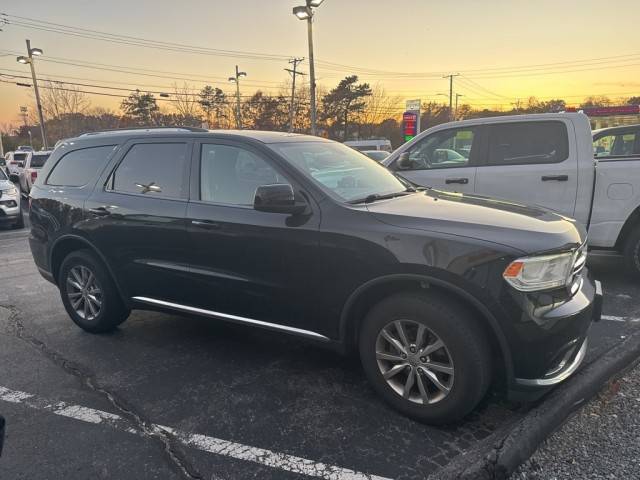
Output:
[{"xmin": 382, "ymin": 113, "xmax": 640, "ymax": 276}]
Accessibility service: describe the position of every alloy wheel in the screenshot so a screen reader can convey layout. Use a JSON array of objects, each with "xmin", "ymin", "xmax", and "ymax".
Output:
[
  {"xmin": 375, "ymin": 319, "xmax": 454, "ymax": 405},
  {"xmin": 66, "ymin": 265, "xmax": 103, "ymax": 321}
]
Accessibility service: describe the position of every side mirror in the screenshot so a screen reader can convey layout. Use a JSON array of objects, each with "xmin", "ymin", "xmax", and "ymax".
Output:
[
  {"xmin": 9, "ymin": 174, "xmax": 19, "ymax": 183},
  {"xmin": 254, "ymin": 184, "xmax": 306, "ymax": 215},
  {"xmin": 397, "ymin": 152, "xmax": 412, "ymax": 170}
]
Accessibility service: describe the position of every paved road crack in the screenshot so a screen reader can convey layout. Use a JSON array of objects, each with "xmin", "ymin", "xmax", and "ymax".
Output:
[{"xmin": 0, "ymin": 304, "xmax": 208, "ymax": 480}]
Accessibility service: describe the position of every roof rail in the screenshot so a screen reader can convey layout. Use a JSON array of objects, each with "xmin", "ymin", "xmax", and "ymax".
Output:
[{"xmin": 79, "ymin": 126, "xmax": 208, "ymax": 137}]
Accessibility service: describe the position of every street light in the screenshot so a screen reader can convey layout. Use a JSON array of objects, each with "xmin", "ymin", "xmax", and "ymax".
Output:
[
  {"xmin": 229, "ymin": 66, "xmax": 247, "ymax": 129},
  {"xmin": 16, "ymin": 40, "xmax": 48, "ymax": 149},
  {"xmin": 292, "ymin": 0, "xmax": 324, "ymax": 135}
]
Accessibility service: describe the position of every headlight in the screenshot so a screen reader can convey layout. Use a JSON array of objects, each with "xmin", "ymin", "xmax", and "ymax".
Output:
[
  {"xmin": 1, "ymin": 187, "xmax": 18, "ymax": 196},
  {"xmin": 503, "ymin": 252, "xmax": 574, "ymax": 292}
]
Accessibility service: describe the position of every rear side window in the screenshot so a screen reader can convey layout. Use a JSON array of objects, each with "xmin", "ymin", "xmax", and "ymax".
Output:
[
  {"xmin": 47, "ymin": 145, "xmax": 116, "ymax": 187},
  {"xmin": 487, "ymin": 122, "xmax": 569, "ymax": 165},
  {"xmin": 30, "ymin": 153, "xmax": 50, "ymax": 168},
  {"xmin": 594, "ymin": 131, "xmax": 639, "ymax": 158},
  {"xmin": 110, "ymin": 143, "xmax": 188, "ymax": 199}
]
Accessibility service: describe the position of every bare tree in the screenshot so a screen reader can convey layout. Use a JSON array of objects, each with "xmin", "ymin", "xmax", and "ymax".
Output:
[
  {"xmin": 172, "ymin": 82, "xmax": 201, "ymax": 120},
  {"xmin": 39, "ymin": 81, "xmax": 90, "ymax": 119},
  {"xmin": 357, "ymin": 85, "xmax": 402, "ymax": 139}
]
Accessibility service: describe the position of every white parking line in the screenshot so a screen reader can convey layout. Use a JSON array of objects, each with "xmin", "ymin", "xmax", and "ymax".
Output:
[
  {"xmin": 0, "ymin": 386, "xmax": 390, "ymax": 480},
  {"xmin": 602, "ymin": 315, "xmax": 640, "ymax": 323}
]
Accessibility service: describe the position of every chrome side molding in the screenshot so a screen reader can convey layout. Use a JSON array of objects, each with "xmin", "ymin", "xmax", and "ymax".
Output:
[{"xmin": 131, "ymin": 296, "xmax": 330, "ymax": 342}]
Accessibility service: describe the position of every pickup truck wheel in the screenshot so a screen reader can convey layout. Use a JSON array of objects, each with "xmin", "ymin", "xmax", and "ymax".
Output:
[
  {"xmin": 623, "ymin": 227, "xmax": 640, "ymax": 278},
  {"xmin": 359, "ymin": 292, "xmax": 491, "ymax": 424},
  {"xmin": 58, "ymin": 250, "xmax": 130, "ymax": 333}
]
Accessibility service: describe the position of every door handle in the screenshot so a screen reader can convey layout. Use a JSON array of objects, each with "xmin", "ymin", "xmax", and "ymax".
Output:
[
  {"xmin": 445, "ymin": 178, "xmax": 469, "ymax": 185},
  {"xmin": 191, "ymin": 220, "xmax": 221, "ymax": 230},
  {"xmin": 88, "ymin": 206, "xmax": 111, "ymax": 217},
  {"xmin": 541, "ymin": 175, "xmax": 569, "ymax": 182}
]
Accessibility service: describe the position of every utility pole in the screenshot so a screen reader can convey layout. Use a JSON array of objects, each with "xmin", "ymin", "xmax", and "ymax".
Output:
[
  {"xmin": 455, "ymin": 93, "xmax": 464, "ymax": 120},
  {"xmin": 228, "ymin": 66, "xmax": 247, "ymax": 129},
  {"xmin": 306, "ymin": 15, "xmax": 317, "ymax": 135},
  {"xmin": 20, "ymin": 106, "xmax": 28, "ymax": 127},
  {"xmin": 285, "ymin": 58, "xmax": 306, "ymax": 132},
  {"xmin": 443, "ymin": 73, "xmax": 459, "ymax": 122}
]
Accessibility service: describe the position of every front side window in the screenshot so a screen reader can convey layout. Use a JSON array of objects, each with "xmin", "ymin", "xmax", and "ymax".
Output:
[
  {"xmin": 270, "ymin": 141, "xmax": 407, "ymax": 203},
  {"xmin": 594, "ymin": 131, "xmax": 638, "ymax": 158},
  {"xmin": 404, "ymin": 128, "xmax": 475, "ymax": 170},
  {"xmin": 47, "ymin": 145, "xmax": 116, "ymax": 187},
  {"xmin": 111, "ymin": 143, "xmax": 188, "ymax": 199},
  {"xmin": 487, "ymin": 121, "xmax": 569, "ymax": 165},
  {"xmin": 200, "ymin": 144, "xmax": 286, "ymax": 205}
]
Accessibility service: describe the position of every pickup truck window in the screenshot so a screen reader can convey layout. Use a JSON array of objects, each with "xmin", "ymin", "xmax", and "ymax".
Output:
[
  {"xmin": 594, "ymin": 131, "xmax": 638, "ymax": 158},
  {"xmin": 487, "ymin": 121, "xmax": 569, "ymax": 166},
  {"xmin": 404, "ymin": 128, "xmax": 475, "ymax": 170}
]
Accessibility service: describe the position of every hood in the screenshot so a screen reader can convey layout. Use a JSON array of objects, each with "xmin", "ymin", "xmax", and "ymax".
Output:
[{"xmin": 366, "ymin": 190, "xmax": 586, "ymax": 254}]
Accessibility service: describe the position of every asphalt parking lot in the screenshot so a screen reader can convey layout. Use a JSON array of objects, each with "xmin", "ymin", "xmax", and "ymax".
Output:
[{"xmin": 1, "ymin": 203, "xmax": 639, "ymax": 480}]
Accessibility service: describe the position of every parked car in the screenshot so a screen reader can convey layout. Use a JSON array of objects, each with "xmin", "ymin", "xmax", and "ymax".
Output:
[
  {"xmin": 593, "ymin": 124, "xmax": 639, "ymax": 158},
  {"xmin": 19, "ymin": 150, "xmax": 52, "ymax": 195},
  {"xmin": 362, "ymin": 150, "xmax": 390, "ymax": 162},
  {"xmin": 29, "ymin": 127, "xmax": 601, "ymax": 424},
  {"xmin": 0, "ymin": 168, "xmax": 24, "ymax": 229},
  {"xmin": 383, "ymin": 113, "xmax": 640, "ymax": 277},
  {"xmin": 345, "ymin": 139, "xmax": 392, "ymax": 152},
  {"xmin": 4, "ymin": 151, "xmax": 28, "ymax": 176}
]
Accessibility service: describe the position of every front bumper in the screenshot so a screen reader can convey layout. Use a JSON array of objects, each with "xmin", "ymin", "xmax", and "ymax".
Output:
[
  {"xmin": 506, "ymin": 273, "xmax": 602, "ymax": 400},
  {"xmin": 0, "ymin": 201, "xmax": 20, "ymax": 222}
]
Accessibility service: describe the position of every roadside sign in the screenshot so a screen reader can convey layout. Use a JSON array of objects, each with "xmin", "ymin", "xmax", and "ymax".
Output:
[
  {"xmin": 405, "ymin": 99, "xmax": 421, "ymax": 112},
  {"xmin": 403, "ymin": 111, "xmax": 419, "ymax": 142}
]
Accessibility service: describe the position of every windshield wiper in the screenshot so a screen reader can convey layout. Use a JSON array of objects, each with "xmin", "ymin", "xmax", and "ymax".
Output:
[{"xmin": 349, "ymin": 191, "xmax": 412, "ymax": 204}]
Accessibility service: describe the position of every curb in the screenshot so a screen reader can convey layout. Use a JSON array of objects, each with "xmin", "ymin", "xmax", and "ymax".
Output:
[{"xmin": 429, "ymin": 328, "xmax": 640, "ymax": 480}]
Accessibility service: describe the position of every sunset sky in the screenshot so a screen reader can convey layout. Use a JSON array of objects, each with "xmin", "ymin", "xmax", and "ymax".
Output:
[{"xmin": 1, "ymin": 0, "xmax": 640, "ymax": 124}]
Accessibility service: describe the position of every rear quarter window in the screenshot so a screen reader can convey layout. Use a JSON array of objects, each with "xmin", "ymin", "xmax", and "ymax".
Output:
[
  {"xmin": 47, "ymin": 145, "xmax": 117, "ymax": 187},
  {"xmin": 487, "ymin": 121, "xmax": 569, "ymax": 166}
]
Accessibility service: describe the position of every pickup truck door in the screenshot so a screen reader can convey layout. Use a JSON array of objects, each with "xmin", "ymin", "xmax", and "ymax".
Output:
[
  {"xmin": 389, "ymin": 126, "xmax": 479, "ymax": 194},
  {"xmin": 474, "ymin": 120, "xmax": 579, "ymax": 218}
]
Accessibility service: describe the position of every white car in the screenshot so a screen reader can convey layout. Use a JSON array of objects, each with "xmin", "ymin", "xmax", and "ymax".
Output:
[
  {"xmin": 382, "ymin": 112, "xmax": 640, "ymax": 276},
  {"xmin": 4, "ymin": 151, "xmax": 29, "ymax": 176},
  {"xmin": 19, "ymin": 150, "xmax": 52, "ymax": 195},
  {"xmin": 0, "ymin": 168, "xmax": 24, "ymax": 229}
]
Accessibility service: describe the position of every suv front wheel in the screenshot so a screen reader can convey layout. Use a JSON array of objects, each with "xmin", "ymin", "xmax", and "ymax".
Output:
[
  {"xmin": 359, "ymin": 292, "xmax": 492, "ymax": 424},
  {"xmin": 59, "ymin": 250, "xmax": 130, "ymax": 333}
]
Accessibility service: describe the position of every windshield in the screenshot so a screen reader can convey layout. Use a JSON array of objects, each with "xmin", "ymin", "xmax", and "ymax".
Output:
[
  {"xmin": 270, "ymin": 141, "xmax": 407, "ymax": 203},
  {"xmin": 30, "ymin": 153, "xmax": 51, "ymax": 168},
  {"xmin": 13, "ymin": 153, "xmax": 27, "ymax": 161}
]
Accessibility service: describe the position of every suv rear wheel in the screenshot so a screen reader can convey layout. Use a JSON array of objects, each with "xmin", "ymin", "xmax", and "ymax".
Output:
[
  {"xmin": 623, "ymin": 226, "xmax": 640, "ymax": 279},
  {"xmin": 359, "ymin": 292, "xmax": 492, "ymax": 424},
  {"xmin": 58, "ymin": 250, "xmax": 130, "ymax": 333}
]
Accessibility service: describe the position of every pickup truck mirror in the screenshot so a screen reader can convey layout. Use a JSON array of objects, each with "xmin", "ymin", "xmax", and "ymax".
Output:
[
  {"xmin": 397, "ymin": 152, "xmax": 412, "ymax": 170},
  {"xmin": 254, "ymin": 184, "xmax": 306, "ymax": 215}
]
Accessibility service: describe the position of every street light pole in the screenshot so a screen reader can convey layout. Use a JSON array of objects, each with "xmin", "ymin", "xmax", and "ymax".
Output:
[
  {"xmin": 455, "ymin": 93, "xmax": 464, "ymax": 120},
  {"xmin": 229, "ymin": 66, "xmax": 246, "ymax": 129},
  {"xmin": 306, "ymin": 14, "xmax": 317, "ymax": 136},
  {"xmin": 293, "ymin": 0, "xmax": 324, "ymax": 136},
  {"xmin": 23, "ymin": 39, "xmax": 48, "ymax": 149}
]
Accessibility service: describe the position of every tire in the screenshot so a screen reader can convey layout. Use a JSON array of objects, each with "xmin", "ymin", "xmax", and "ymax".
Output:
[
  {"xmin": 58, "ymin": 250, "xmax": 130, "ymax": 333},
  {"xmin": 623, "ymin": 226, "xmax": 640, "ymax": 278},
  {"xmin": 12, "ymin": 211, "xmax": 24, "ymax": 229},
  {"xmin": 359, "ymin": 292, "xmax": 492, "ymax": 424}
]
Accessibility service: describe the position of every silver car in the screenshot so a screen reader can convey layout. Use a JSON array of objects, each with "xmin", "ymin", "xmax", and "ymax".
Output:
[{"xmin": 0, "ymin": 168, "xmax": 24, "ymax": 229}]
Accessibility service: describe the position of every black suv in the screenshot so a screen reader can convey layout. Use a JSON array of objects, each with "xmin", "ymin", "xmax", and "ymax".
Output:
[{"xmin": 29, "ymin": 128, "xmax": 602, "ymax": 423}]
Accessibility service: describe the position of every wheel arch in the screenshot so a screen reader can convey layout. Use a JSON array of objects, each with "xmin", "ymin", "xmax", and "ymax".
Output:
[
  {"xmin": 49, "ymin": 234, "xmax": 128, "ymax": 304},
  {"xmin": 615, "ymin": 204, "xmax": 640, "ymax": 251},
  {"xmin": 339, "ymin": 273, "xmax": 514, "ymax": 385}
]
